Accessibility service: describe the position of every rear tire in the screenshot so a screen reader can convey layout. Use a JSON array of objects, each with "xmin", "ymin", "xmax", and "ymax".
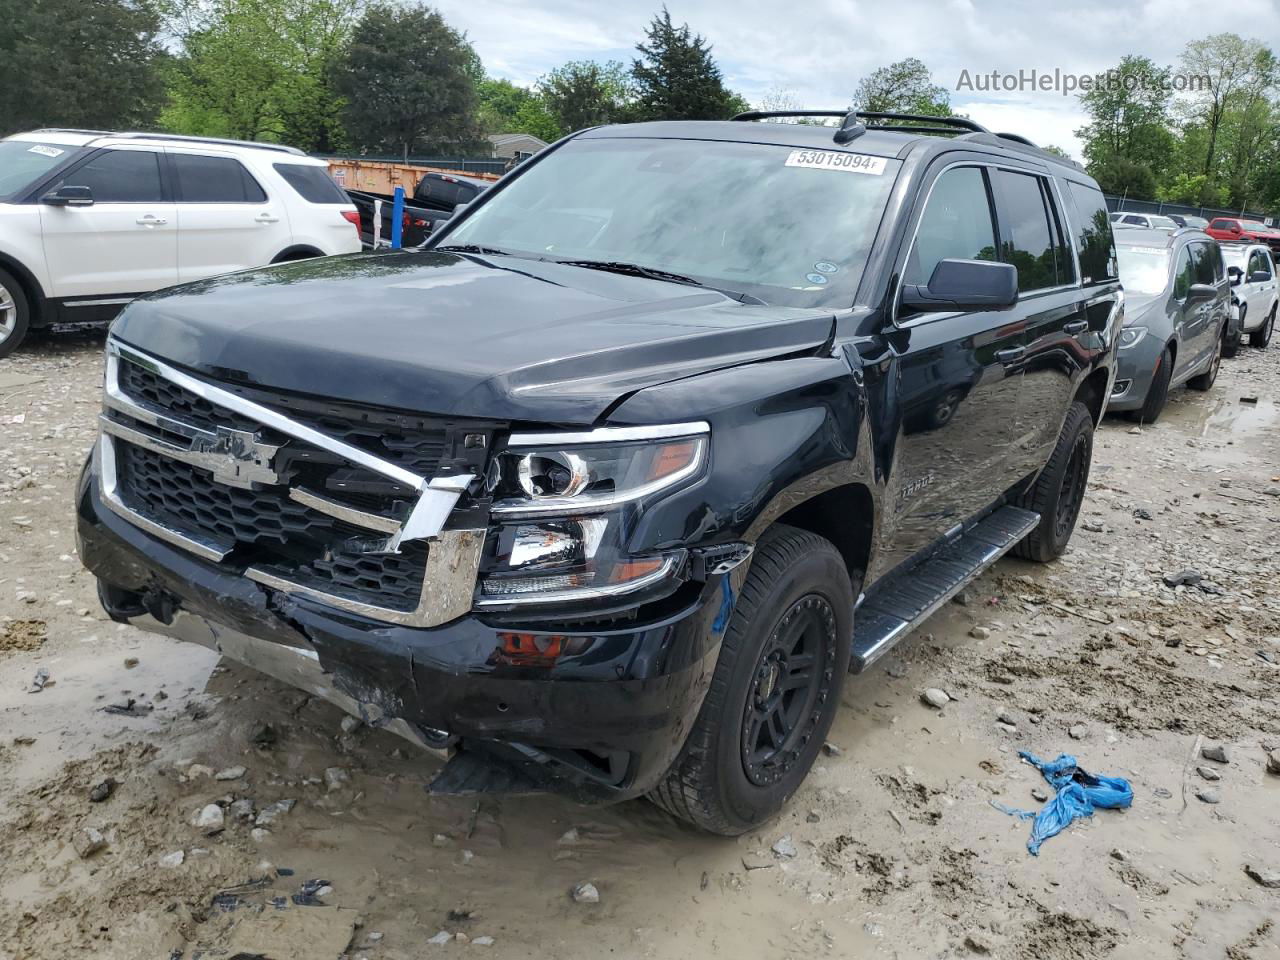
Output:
[
  {"xmin": 649, "ymin": 525, "xmax": 853, "ymax": 835},
  {"xmin": 1188, "ymin": 326, "xmax": 1223, "ymax": 391},
  {"xmin": 1250, "ymin": 305, "xmax": 1275, "ymax": 348},
  {"xmin": 1132, "ymin": 345, "xmax": 1173, "ymax": 424},
  {"xmin": 0, "ymin": 267, "xmax": 32, "ymax": 360},
  {"xmin": 1013, "ymin": 401, "xmax": 1093, "ymax": 563}
]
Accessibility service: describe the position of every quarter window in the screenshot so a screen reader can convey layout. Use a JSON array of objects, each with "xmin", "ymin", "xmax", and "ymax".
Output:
[
  {"xmin": 904, "ymin": 166, "xmax": 997, "ymax": 286},
  {"xmin": 1066, "ymin": 182, "xmax": 1118, "ymax": 284},
  {"xmin": 171, "ymin": 154, "xmax": 267, "ymax": 202},
  {"xmin": 59, "ymin": 150, "xmax": 163, "ymax": 203},
  {"xmin": 273, "ymin": 163, "xmax": 349, "ymax": 203},
  {"xmin": 992, "ymin": 170, "xmax": 1058, "ymax": 292}
]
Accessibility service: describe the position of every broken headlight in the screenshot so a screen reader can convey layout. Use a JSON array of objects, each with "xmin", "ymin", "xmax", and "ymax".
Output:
[{"xmin": 474, "ymin": 423, "xmax": 709, "ymax": 607}]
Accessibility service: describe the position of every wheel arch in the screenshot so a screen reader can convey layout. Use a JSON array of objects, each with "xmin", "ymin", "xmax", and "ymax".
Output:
[
  {"xmin": 270, "ymin": 245, "xmax": 325, "ymax": 263},
  {"xmin": 772, "ymin": 482, "xmax": 875, "ymax": 589},
  {"xmin": 1072, "ymin": 366, "xmax": 1112, "ymax": 426},
  {"xmin": 0, "ymin": 252, "xmax": 47, "ymax": 326}
]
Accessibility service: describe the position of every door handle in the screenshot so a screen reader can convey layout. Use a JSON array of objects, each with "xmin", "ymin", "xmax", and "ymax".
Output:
[
  {"xmin": 254, "ymin": 213, "xmax": 280, "ymax": 224},
  {"xmin": 135, "ymin": 215, "xmax": 167, "ymax": 226},
  {"xmin": 1063, "ymin": 320, "xmax": 1089, "ymax": 335},
  {"xmin": 994, "ymin": 346, "xmax": 1026, "ymax": 364}
]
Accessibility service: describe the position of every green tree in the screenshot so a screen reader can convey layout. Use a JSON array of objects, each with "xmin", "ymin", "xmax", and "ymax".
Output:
[
  {"xmin": 334, "ymin": 2, "xmax": 485, "ymax": 159},
  {"xmin": 631, "ymin": 8, "xmax": 744, "ymax": 121},
  {"xmin": 1179, "ymin": 33, "xmax": 1271, "ymax": 177},
  {"xmin": 1074, "ymin": 55, "xmax": 1175, "ymax": 185},
  {"xmin": 1041, "ymin": 145, "xmax": 1073, "ymax": 161},
  {"xmin": 539, "ymin": 60, "xmax": 632, "ymax": 132},
  {"xmin": 1091, "ymin": 155, "xmax": 1157, "ymax": 199},
  {"xmin": 853, "ymin": 58, "xmax": 952, "ymax": 116},
  {"xmin": 163, "ymin": 0, "xmax": 361, "ymax": 151},
  {"xmin": 0, "ymin": 0, "xmax": 166, "ymax": 136}
]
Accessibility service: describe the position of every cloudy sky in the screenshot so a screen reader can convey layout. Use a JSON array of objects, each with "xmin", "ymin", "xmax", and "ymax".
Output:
[{"xmin": 432, "ymin": 0, "xmax": 1280, "ymax": 157}]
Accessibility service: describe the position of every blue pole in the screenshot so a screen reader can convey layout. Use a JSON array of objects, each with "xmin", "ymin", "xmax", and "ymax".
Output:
[{"xmin": 390, "ymin": 185, "xmax": 405, "ymax": 249}]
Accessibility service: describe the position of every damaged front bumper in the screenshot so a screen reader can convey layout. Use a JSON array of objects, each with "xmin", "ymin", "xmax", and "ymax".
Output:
[{"xmin": 77, "ymin": 464, "xmax": 728, "ymax": 804}]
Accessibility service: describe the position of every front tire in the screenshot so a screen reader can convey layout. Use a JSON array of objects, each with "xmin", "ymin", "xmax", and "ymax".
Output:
[
  {"xmin": 0, "ymin": 268, "xmax": 32, "ymax": 360},
  {"xmin": 1250, "ymin": 305, "xmax": 1275, "ymax": 348},
  {"xmin": 649, "ymin": 526, "xmax": 853, "ymax": 835},
  {"xmin": 1132, "ymin": 344, "xmax": 1173, "ymax": 424},
  {"xmin": 1014, "ymin": 401, "xmax": 1094, "ymax": 563}
]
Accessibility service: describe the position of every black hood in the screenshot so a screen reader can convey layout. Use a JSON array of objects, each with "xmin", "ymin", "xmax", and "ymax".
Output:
[{"xmin": 112, "ymin": 251, "xmax": 835, "ymax": 424}]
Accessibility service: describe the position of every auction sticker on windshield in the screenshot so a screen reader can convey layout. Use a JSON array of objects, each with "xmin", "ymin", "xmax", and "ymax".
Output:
[{"xmin": 785, "ymin": 150, "xmax": 886, "ymax": 175}]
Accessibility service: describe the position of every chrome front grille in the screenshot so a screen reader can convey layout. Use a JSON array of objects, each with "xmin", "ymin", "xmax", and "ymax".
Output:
[{"xmin": 97, "ymin": 338, "xmax": 490, "ymax": 626}]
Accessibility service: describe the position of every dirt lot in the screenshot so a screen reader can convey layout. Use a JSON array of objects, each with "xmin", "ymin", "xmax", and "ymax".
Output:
[{"xmin": 2, "ymin": 330, "xmax": 1278, "ymax": 960}]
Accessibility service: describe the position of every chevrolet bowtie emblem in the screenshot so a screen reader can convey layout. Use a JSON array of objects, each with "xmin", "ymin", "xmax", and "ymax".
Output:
[{"xmin": 190, "ymin": 426, "xmax": 285, "ymax": 488}]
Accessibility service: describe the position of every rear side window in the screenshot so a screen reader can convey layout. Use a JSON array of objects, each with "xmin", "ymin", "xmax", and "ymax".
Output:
[
  {"xmin": 1122, "ymin": 214, "xmax": 1146, "ymax": 226},
  {"xmin": 273, "ymin": 163, "xmax": 349, "ymax": 203},
  {"xmin": 1209, "ymin": 219, "xmax": 1234, "ymax": 230},
  {"xmin": 171, "ymin": 154, "xmax": 266, "ymax": 202},
  {"xmin": 60, "ymin": 150, "xmax": 163, "ymax": 202},
  {"xmin": 991, "ymin": 170, "xmax": 1057, "ymax": 292},
  {"xmin": 1066, "ymin": 182, "xmax": 1118, "ymax": 285},
  {"xmin": 904, "ymin": 166, "xmax": 997, "ymax": 286}
]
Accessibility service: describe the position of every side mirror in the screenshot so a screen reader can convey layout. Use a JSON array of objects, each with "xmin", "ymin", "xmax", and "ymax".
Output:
[
  {"xmin": 1249, "ymin": 270, "xmax": 1271, "ymax": 283},
  {"xmin": 901, "ymin": 259, "xmax": 1018, "ymax": 313},
  {"xmin": 1186, "ymin": 283, "xmax": 1217, "ymax": 303},
  {"xmin": 1228, "ymin": 265, "xmax": 1243, "ymax": 286},
  {"xmin": 41, "ymin": 185, "xmax": 94, "ymax": 207}
]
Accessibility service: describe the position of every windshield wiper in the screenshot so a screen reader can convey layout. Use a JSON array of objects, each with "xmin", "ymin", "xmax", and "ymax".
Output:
[
  {"xmin": 554, "ymin": 259, "xmax": 764, "ymax": 304},
  {"xmin": 434, "ymin": 243, "xmax": 512, "ymax": 256}
]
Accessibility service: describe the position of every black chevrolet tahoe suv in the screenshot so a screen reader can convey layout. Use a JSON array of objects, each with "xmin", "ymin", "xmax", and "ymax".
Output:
[{"xmin": 77, "ymin": 111, "xmax": 1122, "ymax": 834}]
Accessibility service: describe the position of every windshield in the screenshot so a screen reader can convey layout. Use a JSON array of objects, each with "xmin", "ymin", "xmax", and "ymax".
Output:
[
  {"xmin": 1116, "ymin": 244, "xmax": 1171, "ymax": 297},
  {"xmin": 443, "ymin": 137, "xmax": 902, "ymax": 307},
  {"xmin": 0, "ymin": 140, "xmax": 83, "ymax": 200}
]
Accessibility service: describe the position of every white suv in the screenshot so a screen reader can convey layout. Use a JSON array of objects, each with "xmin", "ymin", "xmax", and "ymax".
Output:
[
  {"xmin": 1223, "ymin": 242, "xmax": 1278, "ymax": 349},
  {"xmin": 0, "ymin": 129, "xmax": 362, "ymax": 357}
]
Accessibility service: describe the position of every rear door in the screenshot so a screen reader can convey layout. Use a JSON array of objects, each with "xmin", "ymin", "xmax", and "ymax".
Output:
[
  {"xmin": 989, "ymin": 167, "xmax": 1089, "ymax": 480},
  {"xmin": 879, "ymin": 162, "xmax": 1026, "ymax": 567},
  {"xmin": 38, "ymin": 147, "xmax": 177, "ymax": 299},
  {"xmin": 168, "ymin": 149, "xmax": 287, "ymax": 281},
  {"xmin": 1183, "ymin": 240, "xmax": 1222, "ymax": 369}
]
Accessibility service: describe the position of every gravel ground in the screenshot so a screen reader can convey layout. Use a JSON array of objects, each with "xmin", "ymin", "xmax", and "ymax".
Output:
[{"xmin": 1, "ymin": 329, "xmax": 1278, "ymax": 960}]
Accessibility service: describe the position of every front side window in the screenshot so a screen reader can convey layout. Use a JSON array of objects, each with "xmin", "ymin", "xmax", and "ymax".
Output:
[
  {"xmin": 56, "ymin": 150, "xmax": 163, "ymax": 203},
  {"xmin": 445, "ymin": 136, "xmax": 902, "ymax": 308},
  {"xmin": 171, "ymin": 154, "xmax": 266, "ymax": 203},
  {"xmin": 992, "ymin": 170, "xmax": 1057, "ymax": 292},
  {"xmin": 1173, "ymin": 246, "xmax": 1195, "ymax": 299},
  {"xmin": 1249, "ymin": 250, "xmax": 1271, "ymax": 278},
  {"xmin": 1190, "ymin": 242, "xmax": 1216, "ymax": 286},
  {"xmin": 904, "ymin": 166, "xmax": 996, "ymax": 286}
]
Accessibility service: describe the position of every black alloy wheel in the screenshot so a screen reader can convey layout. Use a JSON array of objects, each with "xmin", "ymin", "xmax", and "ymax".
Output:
[{"xmin": 741, "ymin": 594, "xmax": 837, "ymax": 787}]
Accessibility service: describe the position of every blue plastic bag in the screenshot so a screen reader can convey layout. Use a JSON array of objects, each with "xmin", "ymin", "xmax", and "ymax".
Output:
[{"xmin": 995, "ymin": 751, "xmax": 1133, "ymax": 855}]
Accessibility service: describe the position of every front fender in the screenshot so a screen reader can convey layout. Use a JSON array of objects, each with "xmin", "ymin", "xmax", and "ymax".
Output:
[{"xmin": 605, "ymin": 352, "xmax": 881, "ymax": 565}]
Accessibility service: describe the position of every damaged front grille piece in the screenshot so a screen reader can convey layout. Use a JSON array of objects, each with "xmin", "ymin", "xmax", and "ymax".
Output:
[{"xmin": 97, "ymin": 337, "xmax": 488, "ymax": 627}]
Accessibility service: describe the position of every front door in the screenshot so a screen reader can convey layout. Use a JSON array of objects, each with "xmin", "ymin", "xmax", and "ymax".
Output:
[
  {"xmin": 878, "ymin": 163, "xmax": 1025, "ymax": 570},
  {"xmin": 38, "ymin": 148, "xmax": 178, "ymax": 299}
]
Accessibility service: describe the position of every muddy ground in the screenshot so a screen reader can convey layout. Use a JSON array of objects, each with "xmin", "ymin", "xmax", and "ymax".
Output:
[{"xmin": 1, "ymin": 329, "xmax": 1278, "ymax": 960}]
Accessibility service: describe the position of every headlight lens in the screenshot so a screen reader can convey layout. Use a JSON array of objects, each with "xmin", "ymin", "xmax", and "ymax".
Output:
[
  {"xmin": 1118, "ymin": 326, "xmax": 1147, "ymax": 349},
  {"xmin": 475, "ymin": 425, "xmax": 709, "ymax": 607}
]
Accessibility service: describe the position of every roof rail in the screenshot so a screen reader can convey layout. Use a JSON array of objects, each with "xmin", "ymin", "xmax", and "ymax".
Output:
[
  {"xmin": 731, "ymin": 109, "xmax": 990, "ymax": 145},
  {"xmin": 33, "ymin": 128, "xmax": 306, "ymax": 156},
  {"xmin": 956, "ymin": 131, "xmax": 1084, "ymax": 170}
]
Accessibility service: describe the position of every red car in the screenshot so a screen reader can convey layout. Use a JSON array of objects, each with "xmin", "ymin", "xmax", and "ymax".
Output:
[{"xmin": 1206, "ymin": 217, "xmax": 1280, "ymax": 256}]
